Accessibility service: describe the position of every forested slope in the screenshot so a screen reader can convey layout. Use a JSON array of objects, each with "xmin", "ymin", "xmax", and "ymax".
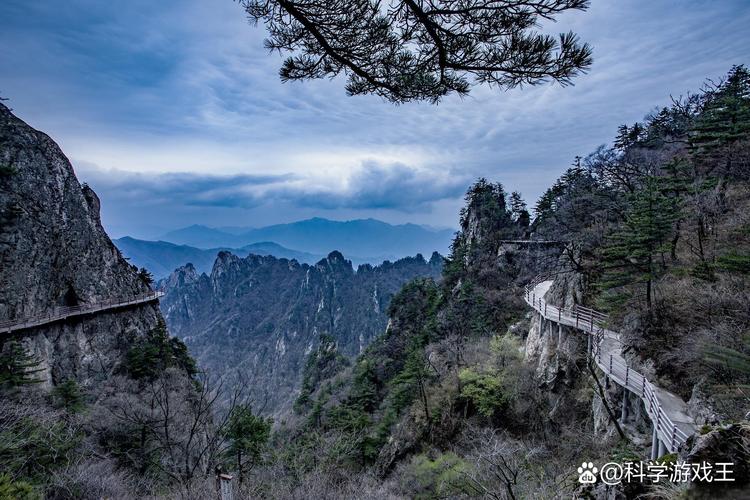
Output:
[{"xmin": 236, "ymin": 66, "xmax": 750, "ymax": 499}]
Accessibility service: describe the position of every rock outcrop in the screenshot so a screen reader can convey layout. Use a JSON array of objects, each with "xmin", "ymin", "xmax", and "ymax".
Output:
[
  {"xmin": 0, "ymin": 102, "xmax": 160, "ymax": 387},
  {"xmin": 159, "ymin": 250, "xmax": 443, "ymax": 416}
]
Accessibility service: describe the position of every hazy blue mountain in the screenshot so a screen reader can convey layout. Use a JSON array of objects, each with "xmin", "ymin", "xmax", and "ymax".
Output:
[
  {"xmin": 114, "ymin": 236, "xmax": 322, "ymax": 278},
  {"xmin": 160, "ymin": 224, "xmax": 245, "ymax": 248},
  {"xmin": 160, "ymin": 217, "xmax": 455, "ymax": 258},
  {"xmin": 216, "ymin": 225, "xmax": 255, "ymax": 235}
]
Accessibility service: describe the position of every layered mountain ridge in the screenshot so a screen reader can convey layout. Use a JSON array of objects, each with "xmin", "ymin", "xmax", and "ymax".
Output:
[
  {"xmin": 159, "ymin": 249, "xmax": 443, "ymax": 416},
  {"xmin": 114, "ymin": 236, "xmax": 323, "ymax": 279},
  {"xmin": 160, "ymin": 217, "xmax": 455, "ymax": 259}
]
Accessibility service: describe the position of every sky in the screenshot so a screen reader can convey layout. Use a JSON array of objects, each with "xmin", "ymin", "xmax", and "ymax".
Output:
[{"xmin": 1, "ymin": 0, "xmax": 749, "ymax": 239}]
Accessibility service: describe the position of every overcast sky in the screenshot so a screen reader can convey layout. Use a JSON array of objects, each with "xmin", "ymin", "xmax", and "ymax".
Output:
[{"xmin": 2, "ymin": 0, "xmax": 749, "ymax": 238}]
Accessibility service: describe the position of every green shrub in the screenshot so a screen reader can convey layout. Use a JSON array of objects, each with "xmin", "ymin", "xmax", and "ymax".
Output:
[
  {"xmin": 402, "ymin": 452, "xmax": 473, "ymax": 499},
  {"xmin": 609, "ymin": 440, "xmax": 641, "ymax": 463},
  {"xmin": 716, "ymin": 251, "xmax": 750, "ymax": 274},
  {"xmin": 51, "ymin": 379, "xmax": 85, "ymax": 413},
  {"xmin": 0, "ymin": 417, "xmax": 81, "ymax": 483},
  {"xmin": 655, "ymin": 452, "xmax": 678, "ymax": 465},
  {"xmin": 0, "ymin": 473, "xmax": 37, "ymax": 500},
  {"xmin": 459, "ymin": 368, "xmax": 508, "ymax": 418}
]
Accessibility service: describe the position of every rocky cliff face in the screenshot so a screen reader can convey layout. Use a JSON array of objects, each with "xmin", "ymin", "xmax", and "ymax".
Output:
[
  {"xmin": 159, "ymin": 250, "xmax": 443, "ymax": 416},
  {"xmin": 0, "ymin": 103, "xmax": 159, "ymax": 387}
]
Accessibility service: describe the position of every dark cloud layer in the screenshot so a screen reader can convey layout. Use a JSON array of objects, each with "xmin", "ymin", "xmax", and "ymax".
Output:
[
  {"xmin": 79, "ymin": 161, "xmax": 467, "ymax": 213},
  {"xmin": 78, "ymin": 164, "xmax": 294, "ymax": 208}
]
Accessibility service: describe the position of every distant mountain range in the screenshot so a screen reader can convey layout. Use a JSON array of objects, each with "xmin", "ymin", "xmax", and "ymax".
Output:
[
  {"xmin": 160, "ymin": 217, "xmax": 455, "ymax": 258},
  {"xmin": 115, "ymin": 218, "xmax": 455, "ymax": 278},
  {"xmin": 114, "ymin": 237, "xmax": 322, "ymax": 278}
]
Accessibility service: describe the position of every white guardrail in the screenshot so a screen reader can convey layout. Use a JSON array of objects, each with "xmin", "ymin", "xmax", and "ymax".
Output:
[
  {"xmin": 524, "ymin": 275, "xmax": 691, "ymax": 452},
  {"xmin": 0, "ymin": 291, "xmax": 164, "ymax": 334}
]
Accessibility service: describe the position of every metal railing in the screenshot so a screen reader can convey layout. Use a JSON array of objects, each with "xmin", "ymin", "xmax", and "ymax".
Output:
[
  {"xmin": 523, "ymin": 276, "xmax": 691, "ymax": 452},
  {"xmin": 0, "ymin": 291, "xmax": 164, "ymax": 334}
]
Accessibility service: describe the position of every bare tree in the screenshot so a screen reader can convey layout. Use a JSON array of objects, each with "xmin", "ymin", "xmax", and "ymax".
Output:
[
  {"xmin": 460, "ymin": 426, "xmax": 548, "ymax": 500},
  {"xmin": 242, "ymin": 0, "xmax": 593, "ymax": 103},
  {"xmin": 100, "ymin": 369, "xmax": 253, "ymax": 490}
]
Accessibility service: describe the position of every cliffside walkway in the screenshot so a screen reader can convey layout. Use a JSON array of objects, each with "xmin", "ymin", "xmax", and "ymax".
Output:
[
  {"xmin": 524, "ymin": 277, "xmax": 696, "ymax": 457},
  {"xmin": 0, "ymin": 291, "xmax": 164, "ymax": 335}
]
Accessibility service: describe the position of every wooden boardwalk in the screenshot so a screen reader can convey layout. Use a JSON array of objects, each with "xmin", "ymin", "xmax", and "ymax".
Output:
[
  {"xmin": 0, "ymin": 291, "xmax": 164, "ymax": 335},
  {"xmin": 525, "ymin": 277, "xmax": 695, "ymax": 454}
]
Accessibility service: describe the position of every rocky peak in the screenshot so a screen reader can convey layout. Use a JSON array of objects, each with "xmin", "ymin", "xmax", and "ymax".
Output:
[
  {"xmin": 429, "ymin": 251, "xmax": 443, "ymax": 267},
  {"xmin": 0, "ymin": 103, "xmax": 148, "ymax": 321},
  {"xmin": 0, "ymin": 104, "xmax": 168, "ymax": 387},
  {"xmin": 317, "ymin": 250, "xmax": 354, "ymax": 274},
  {"xmin": 160, "ymin": 262, "xmax": 202, "ymax": 290}
]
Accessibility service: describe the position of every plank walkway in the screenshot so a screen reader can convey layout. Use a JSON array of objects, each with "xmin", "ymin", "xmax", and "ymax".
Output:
[
  {"xmin": 525, "ymin": 277, "xmax": 696, "ymax": 453},
  {"xmin": 0, "ymin": 291, "xmax": 164, "ymax": 335}
]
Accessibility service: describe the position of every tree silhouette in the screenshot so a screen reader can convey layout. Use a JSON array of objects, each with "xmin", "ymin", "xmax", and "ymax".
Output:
[{"xmin": 242, "ymin": 0, "xmax": 593, "ymax": 103}]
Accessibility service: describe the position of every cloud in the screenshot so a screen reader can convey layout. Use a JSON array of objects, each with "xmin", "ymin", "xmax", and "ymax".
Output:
[
  {"xmin": 77, "ymin": 163, "xmax": 294, "ymax": 209},
  {"xmin": 77, "ymin": 160, "xmax": 467, "ymax": 213},
  {"xmin": 288, "ymin": 161, "xmax": 470, "ymax": 210}
]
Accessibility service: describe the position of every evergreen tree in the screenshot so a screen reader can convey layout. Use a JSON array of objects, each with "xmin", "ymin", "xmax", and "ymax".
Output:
[
  {"xmin": 0, "ymin": 473, "xmax": 36, "ymax": 500},
  {"xmin": 241, "ymin": 0, "xmax": 592, "ymax": 103},
  {"xmin": 125, "ymin": 320, "xmax": 197, "ymax": 381},
  {"xmin": 51, "ymin": 379, "xmax": 85, "ymax": 413},
  {"xmin": 509, "ymin": 192, "xmax": 530, "ymax": 228},
  {"xmin": 0, "ymin": 341, "xmax": 44, "ymax": 388},
  {"xmin": 690, "ymin": 65, "xmax": 750, "ymax": 177},
  {"xmin": 222, "ymin": 405, "xmax": 272, "ymax": 484},
  {"xmin": 614, "ymin": 122, "xmax": 646, "ymax": 150},
  {"xmin": 137, "ymin": 267, "xmax": 154, "ymax": 286},
  {"xmin": 599, "ymin": 177, "xmax": 679, "ymax": 310}
]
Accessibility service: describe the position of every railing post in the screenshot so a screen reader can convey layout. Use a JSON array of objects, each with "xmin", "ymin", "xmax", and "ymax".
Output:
[
  {"xmin": 575, "ymin": 310, "xmax": 579, "ymax": 328},
  {"xmin": 590, "ymin": 315, "xmax": 594, "ymax": 332},
  {"xmin": 625, "ymin": 366, "xmax": 629, "ymax": 387},
  {"xmin": 544, "ymin": 303, "xmax": 547, "ymax": 317},
  {"xmin": 609, "ymin": 354, "xmax": 613, "ymax": 374}
]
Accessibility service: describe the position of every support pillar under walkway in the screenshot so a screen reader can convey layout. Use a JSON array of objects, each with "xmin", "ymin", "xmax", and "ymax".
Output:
[{"xmin": 651, "ymin": 424, "xmax": 669, "ymax": 460}]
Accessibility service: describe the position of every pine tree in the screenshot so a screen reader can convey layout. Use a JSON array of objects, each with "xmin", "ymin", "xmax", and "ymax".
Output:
[
  {"xmin": 138, "ymin": 267, "xmax": 154, "ymax": 286},
  {"xmin": 125, "ymin": 320, "xmax": 197, "ymax": 380},
  {"xmin": 614, "ymin": 122, "xmax": 646, "ymax": 150},
  {"xmin": 660, "ymin": 159, "xmax": 691, "ymax": 260},
  {"xmin": 52, "ymin": 379, "xmax": 85, "ymax": 413},
  {"xmin": 0, "ymin": 341, "xmax": 44, "ymax": 388},
  {"xmin": 690, "ymin": 65, "xmax": 750, "ymax": 177},
  {"xmin": 509, "ymin": 191, "xmax": 530, "ymax": 228},
  {"xmin": 600, "ymin": 177, "xmax": 679, "ymax": 310},
  {"xmin": 222, "ymin": 405, "xmax": 272, "ymax": 484}
]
